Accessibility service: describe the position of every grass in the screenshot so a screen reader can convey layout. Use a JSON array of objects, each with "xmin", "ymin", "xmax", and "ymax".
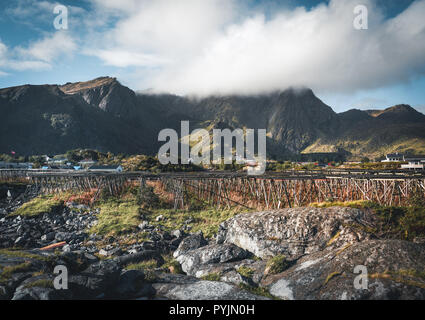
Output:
[
  {"xmin": 10, "ymin": 195, "xmax": 64, "ymax": 217},
  {"xmin": 146, "ymin": 207, "xmax": 246, "ymax": 238},
  {"xmin": 369, "ymin": 269, "xmax": 425, "ymax": 289},
  {"xmin": 238, "ymin": 283, "xmax": 277, "ymax": 299},
  {"xmin": 162, "ymin": 256, "xmax": 184, "ymax": 274},
  {"xmin": 201, "ymin": 272, "xmax": 221, "ymax": 281},
  {"xmin": 0, "ymin": 249, "xmax": 50, "ymax": 261},
  {"xmin": 237, "ymin": 266, "xmax": 255, "ymax": 278},
  {"xmin": 90, "ymin": 197, "xmax": 141, "ymax": 237},
  {"xmin": 0, "ymin": 262, "xmax": 32, "ymax": 283},
  {"xmin": 24, "ymin": 279, "xmax": 54, "ymax": 289},
  {"xmin": 310, "ymin": 198, "xmax": 425, "ymax": 241},
  {"xmin": 265, "ymin": 255, "xmax": 290, "ymax": 275},
  {"xmin": 125, "ymin": 259, "xmax": 158, "ymax": 271},
  {"xmin": 310, "ymin": 200, "xmax": 378, "ymax": 209},
  {"xmin": 326, "ymin": 231, "xmax": 341, "ymax": 246},
  {"xmin": 324, "ymin": 271, "xmax": 342, "ymax": 285},
  {"xmin": 125, "ymin": 259, "xmax": 158, "ymax": 282}
]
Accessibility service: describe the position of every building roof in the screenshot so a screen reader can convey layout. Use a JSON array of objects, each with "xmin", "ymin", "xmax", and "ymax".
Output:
[
  {"xmin": 405, "ymin": 155, "xmax": 425, "ymax": 161},
  {"xmin": 386, "ymin": 153, "xmax": 404, "ymax": 158}
]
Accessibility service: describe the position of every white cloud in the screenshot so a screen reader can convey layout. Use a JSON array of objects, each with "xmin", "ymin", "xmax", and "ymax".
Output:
[
  {"xmin": 17, "ymin": 32, "xmax": 77, "ymax": 63},
  {"xmin": 87, "ymin": 0, "xmax": 425, "ymax": 96},
  {"xmin": 0, "ymin": 32, "xmax": 76, "ymax": 72},
  {"xmin": 90, "ymin": 49, "xmax": 170, "ymax": 68}
]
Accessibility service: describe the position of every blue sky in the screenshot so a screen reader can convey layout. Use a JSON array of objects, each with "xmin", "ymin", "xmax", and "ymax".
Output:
[{"xmin": 0, "ymin": 0, "xmax": 424, "ymax": 113}]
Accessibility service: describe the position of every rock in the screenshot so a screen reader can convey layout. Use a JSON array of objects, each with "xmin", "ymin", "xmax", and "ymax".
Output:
[
  {"xmin": 219, "ymin": 270, "xmax": 254, "ymax": 287},
  {"xmin": 116, "ymin": 270, "xmax": 154, "ymax": 298},
  {"xmin": 138, "ymin": 221, "xmax": 149, "ymax": 230},
  {"xmin": 41, "ymin": 232, "xmax": 55, "ymax": 242},
  {"xmin": 217, "ymin": 207, "xmax": 377, "ymax": 259},
  {"xmin": 98, "ymin": 249, "xmax": 109, "ymax": 256},
  {"xmin": 176, "ymin": 243, "xmax": 250, "ymax": 276},
  {"xmin": 68, "ymin": 260, "xmax": 121, "ymax": 299},
  {"xmin": 262, "ymin": 240, "xmax": 425, "ymax": 300},
  {"xmin": 55, "ymin": 232, "xmax": 72, "ymax": 242},
  {"xmin": 172, "ymin": 230, "xmax": 184, "ymax": 239},
  {"xmin": 14, "ymin": 237, "xmax": 24, "ymax": 245},
  {"xmin": 11, "ymin": 275, "xmax": 70, "ymax": 300},
  {"xmin": 153, "ymin": 275, "xmax": 269, "ymax": 300},
  {"xmin": 155, "ymin": 215, "xmax": 165, "ymax": 222},
  {"xmin": 173, "ymin": 231, "xmax": 208, "ymax": 258}
]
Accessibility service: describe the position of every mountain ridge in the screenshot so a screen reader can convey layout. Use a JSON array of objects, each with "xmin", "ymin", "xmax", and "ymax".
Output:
[{"xmin": 1, "ymin": 77, "xmax": 424, "ymax": 160}]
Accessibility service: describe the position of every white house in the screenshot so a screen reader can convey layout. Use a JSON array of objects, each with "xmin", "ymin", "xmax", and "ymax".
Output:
[
  {"xmin": 401, "ymin": 156, "xmax": 425, "ymax": 170},
  {"xmin": 382, "ymin": 153, "xmax": 405, "ymax": 162},
  {"xmin": 88, "ymin": 165, "xmax": 123, "ymax": 173}
]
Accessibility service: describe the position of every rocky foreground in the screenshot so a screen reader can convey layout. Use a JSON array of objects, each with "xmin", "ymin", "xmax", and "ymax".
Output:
[{"xmin": 1, "ymin": 201, "xmax": 425, "ymax": 300}]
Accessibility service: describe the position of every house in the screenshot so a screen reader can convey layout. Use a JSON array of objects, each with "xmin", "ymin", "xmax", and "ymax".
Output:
[
  {"xmin": 48, "ymin": 157, "xmax": 68, "ymax": 165},
  {"xmin": 382, "ymin": 153, "xmax": 405, "ymax": 162},
  {"xmin": 78, "ymin": 159, "xmax": 97, "ymax": 168},
  {"xmin": 88, "ymin": 165, "xmax": 123, "ymax": 173},
  {"xmin": 0, "ymin": 162, "xmax": 33, "ymax": 169},
  {"xmin": 401, "ymin": 156, "xmax": 425, "ymax": 170}
]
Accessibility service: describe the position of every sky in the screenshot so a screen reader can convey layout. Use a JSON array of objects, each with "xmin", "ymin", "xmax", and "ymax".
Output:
[{"xmin": 0, "ymin": 0, "xmax": 424, "ymax": 113}]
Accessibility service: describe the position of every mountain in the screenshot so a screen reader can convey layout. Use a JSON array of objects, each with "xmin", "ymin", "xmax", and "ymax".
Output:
[
  {"xmin": 304, "ymin": 105, "xmax": 425, "ymax": 158},
  {"xmin": 1, "ymin": 77, "xmax": 425, "ymax": 160},
  {"xmin": 0, "ymin": 78, "xmax": 164, "ymax": 155}
]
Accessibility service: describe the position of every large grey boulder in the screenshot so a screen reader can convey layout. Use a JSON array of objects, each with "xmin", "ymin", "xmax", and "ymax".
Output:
[
  {"xmin": 262, "ymin": 240, "xmax": 425, "ymax": 300},
  {"xmin": 173, "ymin": 231, "xmax": 208, "ymax": 258},
  {"xmin": 175, "ymin": 243, "xmax": 249, "ymax": 276},
  {"xmin": 152, "ymin": 273, "xmax": 269, "ymax": 300},
  {"xmin": 217, "ymin": 207, "xmax": 376, "ymax": 259}
]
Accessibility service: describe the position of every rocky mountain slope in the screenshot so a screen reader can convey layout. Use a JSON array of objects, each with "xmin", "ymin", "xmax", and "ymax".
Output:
[{"xmin": 1, "ymin": 76, "xmax": 424, "ymax": 159}]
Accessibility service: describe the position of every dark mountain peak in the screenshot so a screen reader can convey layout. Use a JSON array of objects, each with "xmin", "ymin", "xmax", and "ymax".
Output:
[
  {"xmin": 366, "ymin": 104, "xmax": 425, "ymax": 123},
  {"xmin": 58, "ymin": 76, "xmax": 140, "ymax": 117},
  {"xmin": 366, "ymin": 104, "xmax": 419, "ymax": 117},
  {"xmin": 0, "ymin": 84, "xmax": 66, "ymax": 105},
  {"xmin": 59, "ymin": 76, "xmax": 118, "ymax": 94},
  {"xmin": 338, "ymin": 109, "xmax": 372, "ymax": 121},
  {"xmin": 382, "ymin": 104, "xmax": 417, "ymax": 114}
]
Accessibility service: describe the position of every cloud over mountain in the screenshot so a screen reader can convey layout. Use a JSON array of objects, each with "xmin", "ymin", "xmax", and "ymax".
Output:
[{"xmin": 86, "ymin": 0, "xmax": 425, "ymax": 96}]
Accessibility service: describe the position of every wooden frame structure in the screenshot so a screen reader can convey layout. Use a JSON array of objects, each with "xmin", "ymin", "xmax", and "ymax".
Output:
[{"xmin": 1, "ymin": 170, "xmax": 424, "ymax": 209}]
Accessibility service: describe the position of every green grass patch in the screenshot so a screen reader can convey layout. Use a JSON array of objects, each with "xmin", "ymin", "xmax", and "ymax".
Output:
[
  {"xmin": 237, "ymin": 266, "xmax": 255, "ymax": 279},
  {"xmin": 147, "ymin": 207, "xmax": 246, "ymax": 238},
  {"xmin": 125, "ymin": 259, "xmax": 158, "ymax": 282},
  {"xmin": 24, "ymin": 279, "xmax": 54, "ymax": 289},
  {"xmin": 125, "ymin": 259, "xmax": 158, "ymax": 271},
  {"xmin": 10, "ymin": 195, "xmax": 63, "ymax": 217},
  {"xmin": 238, "ymin": 283, "xmax": 277, "ymax": 299},
  {"xmin": 310, "ymin": 200, "xmax": 379, "ymax": 209},
  {"xmin": 0, "ymin": 262, "xmax": 32, "ymax": 283},
  {"xmin": 201, "ymin": 272, "xmax": 221, "ymax": 281},
  {"xmin": 265, "ymin": 255, "xmax": 290, "ymax": 275},
  {"xmin": 0, "ymin": 249, "xmax": 50, "ymax": 261},
  {"xmin": 90, "ymin": 197, "xmax": 141, "ymax": 236},
  {"xmin": 162, "ymin": 256, "xmax": 184, "ymax": 274}
]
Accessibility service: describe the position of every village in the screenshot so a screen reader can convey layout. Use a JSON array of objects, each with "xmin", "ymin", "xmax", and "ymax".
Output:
[{"xmin": 1, "ymin": 152, "xmax": 425, "ymax": 173}]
